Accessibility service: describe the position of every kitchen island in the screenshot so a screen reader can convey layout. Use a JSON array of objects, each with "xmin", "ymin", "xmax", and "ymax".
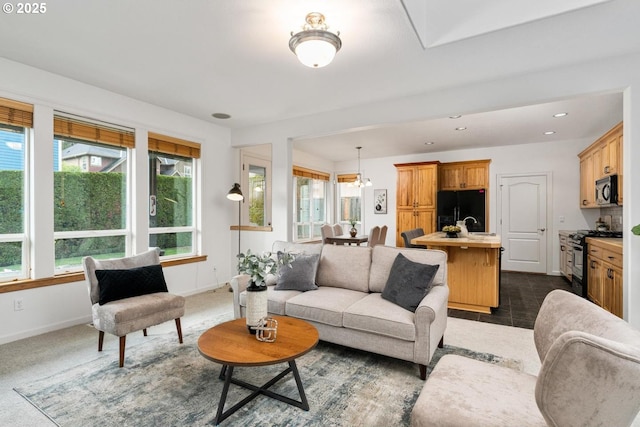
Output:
[{"xmin": 412, "ymin": 232, "xmax": 501, "ymax": 314}]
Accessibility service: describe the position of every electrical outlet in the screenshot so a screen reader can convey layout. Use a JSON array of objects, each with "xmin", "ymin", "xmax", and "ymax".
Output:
[{"xmin": 14, "ymin": 298, "xmax": 24, "ymax": 311}]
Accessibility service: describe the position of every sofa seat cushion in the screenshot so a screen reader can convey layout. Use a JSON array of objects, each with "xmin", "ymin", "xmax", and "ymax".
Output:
[
  {"xmin": 316, "ymin": 244, "xmax": 372, "ymax": 292},
  {"xmin": 343, "ymin": 293, "xmax": 416, "ymax": 341},
  {"xmin": 285, "ymin": 287, "xmax": 367, "ymax": 327},
  {"xmin": 92, "ymin": 292, "xmax": 186, "ymax": 337},
  {"xmin": 239, "ymin": 286, "xmax": 301, "ymax": 315},
  {"xmin": 411, "ymin": 354, "xmax": 545, "ymax": 427}
]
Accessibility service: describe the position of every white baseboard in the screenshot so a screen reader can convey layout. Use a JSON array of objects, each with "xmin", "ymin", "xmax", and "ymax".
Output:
[{"xmin": 0, "ymin": 314, "xmax": 93, "ymax": 346}]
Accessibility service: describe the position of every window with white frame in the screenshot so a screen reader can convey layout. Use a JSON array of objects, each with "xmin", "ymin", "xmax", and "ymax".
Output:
[
  {"xmin": 53, "ymin": 114, "xmax": 134, "ymax": 272},
  {"xmin": 148, "ymin": 132, "xmax": 199, "ymax": 257},
  {"xmin": 293, "ymin": 166, "xmax": 329, "ymax": 241},
  {"xmin": 0, "ymin": 97, "xmax": 32, "ymax": 283},
  {"xmin": 337, "ymin": 173, "xmax": 362, "ymax": 232}
]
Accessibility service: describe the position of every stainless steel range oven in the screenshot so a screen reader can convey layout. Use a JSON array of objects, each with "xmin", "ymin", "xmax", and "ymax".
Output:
[{"xmin": 569, "ymin": 230, "xmax": 622, "ymax": 298}]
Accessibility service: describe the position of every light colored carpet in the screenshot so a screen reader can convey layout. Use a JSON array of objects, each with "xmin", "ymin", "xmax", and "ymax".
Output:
[{"xmin": 13, "ymin": 324, "xmax": 520, "ymax": 427}]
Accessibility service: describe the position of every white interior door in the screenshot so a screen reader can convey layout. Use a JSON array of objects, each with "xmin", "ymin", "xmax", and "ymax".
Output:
[{"xmin": 499, "ymin": 174, "xmax": 549, "ymax": 273}]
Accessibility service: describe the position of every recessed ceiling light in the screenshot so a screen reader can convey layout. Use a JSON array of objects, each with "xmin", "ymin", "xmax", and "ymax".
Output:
[
  {"xmin": 425, "ymin": 141, "xmax": 435, "ymax": 145},
  {"xmin": 553, "ymin": 112, "xmax": 568, "ymax": 118},
  {"xmin": 449, "ymin": 115, "xmax": 462, "ymax": 119},
  {"xmin": 212, "ymin": 113, "xmax": 231, "ymax": 119},
  {"xmin": 455, "ymin": 127, "xmax": 467, "ymax": 131},
  {"xmin": 544, "ymin": 131, "xmax": 556, "ymax": 135}
]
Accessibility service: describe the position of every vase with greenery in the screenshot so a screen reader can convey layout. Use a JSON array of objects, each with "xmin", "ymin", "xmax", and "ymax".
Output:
[
  {"xmin": 348, "ymin": 219, "xmax": 358, "ymax": 237},
  {"xmin": 237, "ymin": 249, "xmax": 294, "ymax": 333}
]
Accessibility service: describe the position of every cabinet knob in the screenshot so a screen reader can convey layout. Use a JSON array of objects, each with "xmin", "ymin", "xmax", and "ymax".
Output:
[
  {"xmin": 582, "ymin": 200, "xmax": 588, "ymax": 206},
  {"xmin": 604, "ymin": 166, "xmax": 610, "ymax": 174}
]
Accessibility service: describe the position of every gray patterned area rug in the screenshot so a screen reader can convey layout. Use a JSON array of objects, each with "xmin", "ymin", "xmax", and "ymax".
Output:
[{"xmin": 15, "ymin": 321, "xmax": 522, "ymax": 427}]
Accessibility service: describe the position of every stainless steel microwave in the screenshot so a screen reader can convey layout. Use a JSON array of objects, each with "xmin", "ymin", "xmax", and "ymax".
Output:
[{"xmin": 595, "ymin": 175, "xmax": 618, "ymax": 206}]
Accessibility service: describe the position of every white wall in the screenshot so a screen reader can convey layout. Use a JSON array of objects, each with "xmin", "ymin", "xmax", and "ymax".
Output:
[
  {"xmin": 233, "ymin": 51, "xmax": 640, "ymax": 327},
  {"xmin": 0, "ymin": 58, "xmax": 234, "ymax": 344}
]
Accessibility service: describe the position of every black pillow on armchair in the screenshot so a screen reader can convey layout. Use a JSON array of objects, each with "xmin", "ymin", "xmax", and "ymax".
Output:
[
  {"xmin": 96, "ymin": 264, "xmax": 168, "ymax": 305},
  {"xmin": 381, "ymin": 253, "xmax": 439, "ymax": 312}
]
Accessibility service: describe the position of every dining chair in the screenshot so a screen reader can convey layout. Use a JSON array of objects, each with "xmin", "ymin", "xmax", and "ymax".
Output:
[
  {"xmin": 333, "ymin": 224, "xmax": 343, "ymax": 236},
  {"xmin": 378, "ymin": 225, "xmax": 388, "ymax": 245},
  {"xmin": 321, "ymin": 224, "xmax": 334, "ymax": 243},
  {"xmin": 368, "ymin": 226, "xmax": 381, "ymax": 247}
]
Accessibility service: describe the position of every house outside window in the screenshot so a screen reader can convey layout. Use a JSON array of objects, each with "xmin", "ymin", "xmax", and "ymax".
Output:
[
  {"xmin": 337, "ymin": 173, "xmax": 362, "ymax": 232},
  {"xmin": 293, "ymin": 166, "xmax": 329, "ymax": 241},
  {"xmin": 0, "ymin": 97, "xmax": 32, "ymax": 283},
  {"xmin": 53, "ymin": 114, "xmax": 134, "ymax": 272},
  {"xmin": 148, "ymin": 132, "xmax": 200, "ymax": 257}
]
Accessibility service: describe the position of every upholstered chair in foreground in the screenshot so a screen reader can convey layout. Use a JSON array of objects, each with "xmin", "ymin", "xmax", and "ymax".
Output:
[
  {"xmin": 411, "ymin": 289, "xmax": 640, "ymax": 426},
  {"xmin": 82, "ymin": 249, "xmax": 185, "ymax": 367}
]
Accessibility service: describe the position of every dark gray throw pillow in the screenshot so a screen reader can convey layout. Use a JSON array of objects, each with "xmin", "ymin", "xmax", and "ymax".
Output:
[
  {"xmin": 96, "ymin": 264, "xmax": 168, "ymax": 305},
  {"xmin": 381, "ymin": 253, "xmax": 439, "ymax": 312},
  {"xmin": 275, "ymin": 252, "xmax": 320, "ymax": 291}
]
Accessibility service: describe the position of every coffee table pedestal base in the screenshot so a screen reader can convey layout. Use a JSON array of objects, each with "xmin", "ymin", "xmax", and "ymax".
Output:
[{"xmin": 214, "ymin": 360, "xmax": 309, "ymax": 425}]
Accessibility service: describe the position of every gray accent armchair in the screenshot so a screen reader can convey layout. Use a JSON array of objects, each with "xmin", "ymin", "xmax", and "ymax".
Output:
[
  {"xmin": 411, "ymin": 289, "xmax": 640, "ymax": 426},
  {"xmin": 82, "ymin": 249, "xmax": 185, "ymax": 367}
]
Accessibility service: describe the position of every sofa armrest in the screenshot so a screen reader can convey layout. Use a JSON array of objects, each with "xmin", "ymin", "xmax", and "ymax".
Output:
[
  {"xmin": 414, "ymin": 284, "xmax": 450, "ymax": 365},
  {"xmin": 230, "ymin": 274, "xmax": 250, "ymax": 319}
]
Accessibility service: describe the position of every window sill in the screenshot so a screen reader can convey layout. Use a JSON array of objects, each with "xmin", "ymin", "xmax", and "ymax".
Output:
[
  {"xmin": 230, "ymin": 225, "xmax": 273, "ymax": 232},
  {"xmin": 0, "ymin": 254, "xmax": 208, "ymax": 294}
]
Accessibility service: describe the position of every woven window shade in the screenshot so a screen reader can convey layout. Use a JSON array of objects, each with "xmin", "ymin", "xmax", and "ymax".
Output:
[
  {"xmin": 0, "ymin": 97, "xmax": 33, "ymax": 128},
  {"xmin": 148, "ymin": 132, "xmax": 201, "ymax": 159},
  {"xmin": 293, "ymin": 166, "xmax": 330, "ymax": 181},
  {"xmin": 54, "ymin": 116, "xmax": 134, "ymax": 148},
  {"xmin": 337, "ymin": 173, "xmax": 358, "ymax": 183}
]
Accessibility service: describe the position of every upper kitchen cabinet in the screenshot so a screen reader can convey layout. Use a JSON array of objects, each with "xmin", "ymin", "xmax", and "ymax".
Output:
[
  {"xmin": 439, "ymin": 160, "xmax": 490, "ymax": 191},
  {"xmin": 578, "ymin": 122, "xmax": 623, "ymax": 208},
  {"xmin": 395, "ymin": 162, "xmax": 438, "ymax": 246}
]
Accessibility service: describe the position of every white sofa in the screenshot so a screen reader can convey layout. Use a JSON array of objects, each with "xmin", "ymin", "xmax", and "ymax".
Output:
[{"xmin": 231, "ymin": 241, "xmax": 449, "ymax": 379}]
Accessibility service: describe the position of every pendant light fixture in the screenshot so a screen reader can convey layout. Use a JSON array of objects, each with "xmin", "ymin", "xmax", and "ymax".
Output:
[
  {"xmin": 289, "ymin": 12, "xmax": 342, "ymax": 68},
  {"xmin": 350, "ymin": 146, "xmax": 372, "ymax": 188}
]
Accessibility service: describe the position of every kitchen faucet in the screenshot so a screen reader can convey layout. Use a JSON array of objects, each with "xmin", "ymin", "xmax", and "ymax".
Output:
[{"xmin": 462, "ymin": 216, "xmax": 478, "ymax": 224}]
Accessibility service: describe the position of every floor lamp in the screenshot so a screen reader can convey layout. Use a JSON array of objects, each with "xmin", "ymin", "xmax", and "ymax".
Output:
[{"xmin": 227, "ymin": 183, "xmax": 244, "ymax": 269}]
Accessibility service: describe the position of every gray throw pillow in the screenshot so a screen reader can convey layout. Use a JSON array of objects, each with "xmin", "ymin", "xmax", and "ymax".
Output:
[
  {"xmin": 381, "ymin": 253, "xmax": 439, "ymax": 312},
  {"xmin": 275, "ymin": 253, "xmax": 320, "ymax": 291}
]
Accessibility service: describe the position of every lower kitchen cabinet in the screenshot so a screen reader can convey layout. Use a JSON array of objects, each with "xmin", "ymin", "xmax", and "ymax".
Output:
[{"xmin": 586, "ymin": 237, "xmax": 623, "ymax": 318}]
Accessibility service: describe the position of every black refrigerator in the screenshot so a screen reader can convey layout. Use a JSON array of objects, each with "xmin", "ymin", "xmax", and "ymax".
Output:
[{"xmin": 436, "ymin": 189, "xmax": 486, "ymax": 232}]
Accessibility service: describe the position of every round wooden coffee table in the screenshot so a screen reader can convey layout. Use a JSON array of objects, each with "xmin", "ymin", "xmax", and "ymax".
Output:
[{"xmin": 198, "ymin": 316, "xmax": 319, "ymax": 425}]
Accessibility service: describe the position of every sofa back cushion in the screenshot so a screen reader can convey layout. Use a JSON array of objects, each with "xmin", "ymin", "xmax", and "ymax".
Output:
[
  {"xmin": 272, "ymin": 240, "xmax": 322, "ymax": 255},
  {"xmin": 369, "ymin": 246, "xmax": 447, "ymax": 293},
  {"xmin": 316, "ymin": 244, "xmax": 372, "ymax": 292}
]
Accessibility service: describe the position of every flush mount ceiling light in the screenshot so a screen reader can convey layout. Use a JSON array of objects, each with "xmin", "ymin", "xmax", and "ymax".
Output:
[
  {"xmin": 349, "ymin": 146, "xmax": 372, "ymax": 188},
  {"xmin": 289, "ymin": 12, "xmax": 342, "ymax": 68},
  {"xmin": 553, "ymin": 112, "xmax": 568, "ymax": 118}
]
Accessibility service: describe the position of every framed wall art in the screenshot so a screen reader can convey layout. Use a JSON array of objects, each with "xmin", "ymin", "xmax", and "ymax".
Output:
[{"xmin": 374, "ymin": 189, "xmax": 387, "ymax": 214}]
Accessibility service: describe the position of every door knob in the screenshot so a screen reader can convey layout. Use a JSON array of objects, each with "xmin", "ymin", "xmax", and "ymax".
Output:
[{"xmin": 538, "ymin": 228, "xmax": 546, "ymax": 232}]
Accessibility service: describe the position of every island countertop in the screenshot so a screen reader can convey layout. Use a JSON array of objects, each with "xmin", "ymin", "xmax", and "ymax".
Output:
[{"xmin": 412, "ymin": 232, "xmax": 502, "ymax": 248}]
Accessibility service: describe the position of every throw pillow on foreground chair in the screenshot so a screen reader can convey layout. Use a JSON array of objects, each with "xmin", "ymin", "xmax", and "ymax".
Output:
[{"xmin": 82, "ymin": 248, "xmax": 186, "ymax": 367}]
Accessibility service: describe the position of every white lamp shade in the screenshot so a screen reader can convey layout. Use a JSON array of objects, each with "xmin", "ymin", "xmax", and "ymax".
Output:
[{"xmin": 294, "ymin": 39, "xmax": 337, "ymax": 68}]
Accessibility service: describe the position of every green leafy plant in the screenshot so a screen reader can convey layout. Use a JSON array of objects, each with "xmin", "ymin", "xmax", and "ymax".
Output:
[
  {"xmin": 236, "ymin": 249, "xmax": 295, "ymax": 285},
  {"xmin": 348, "ymin": 218, "xmax": 358, "ymax": 227},
  {"xmin": 632, "ymin": 224, "xmax": 640, "ymax": 236}
]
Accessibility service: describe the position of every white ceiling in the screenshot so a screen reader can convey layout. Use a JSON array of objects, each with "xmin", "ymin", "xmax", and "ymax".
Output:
[{"xmin": 0, "ymin": 0, "xmax": 637, "ymax": 160}]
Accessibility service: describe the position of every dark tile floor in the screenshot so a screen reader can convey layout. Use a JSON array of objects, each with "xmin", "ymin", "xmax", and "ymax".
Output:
[{"xmin": 448, "ymin": 271, "xmax": 573, "ymax": 329}]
